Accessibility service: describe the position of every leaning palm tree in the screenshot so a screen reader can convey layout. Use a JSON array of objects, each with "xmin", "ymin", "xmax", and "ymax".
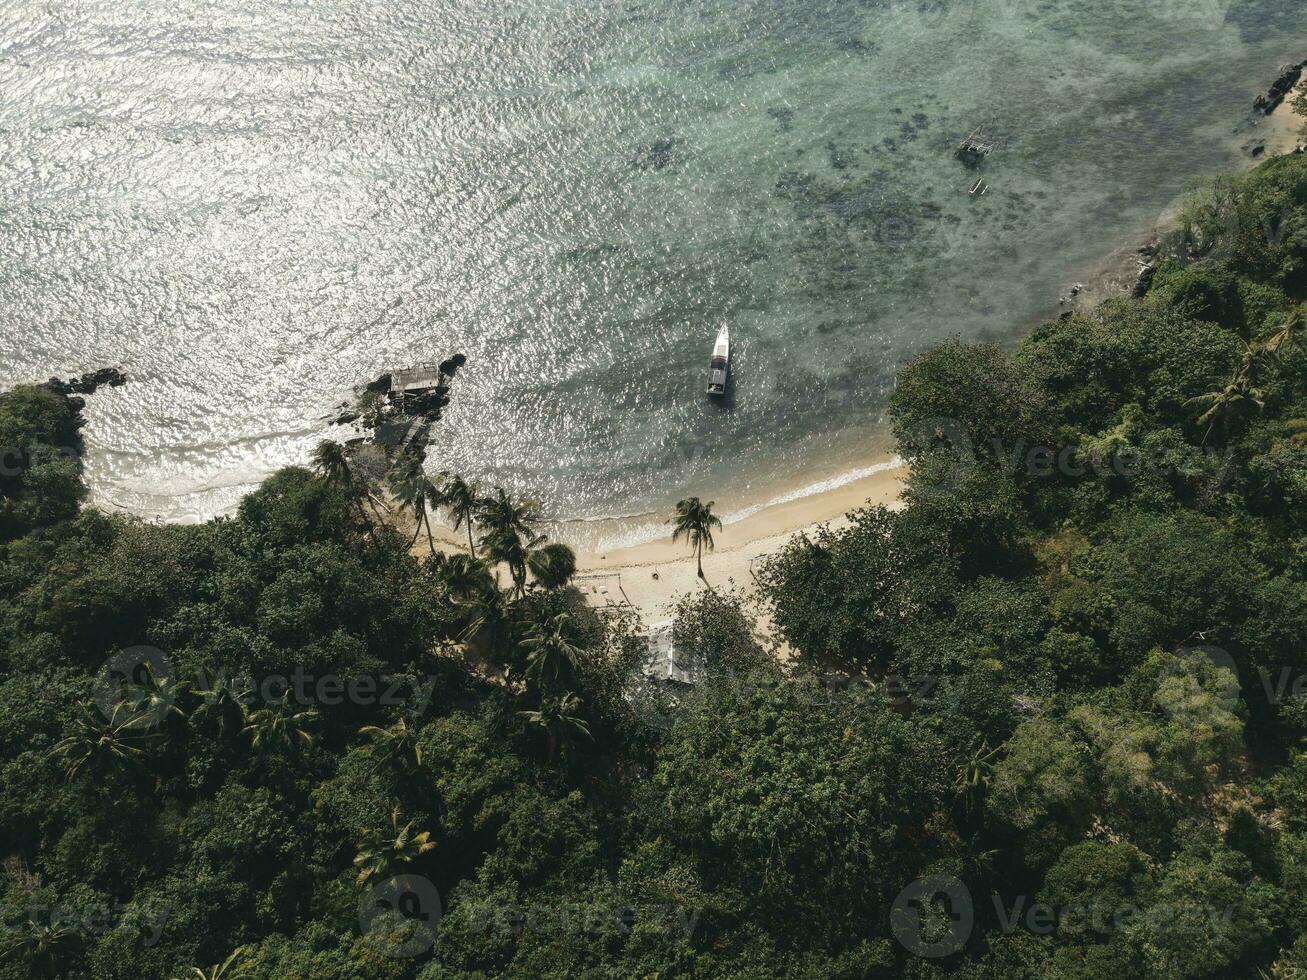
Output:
[
  {"xmin": 518, "ymin": 692, "xmax": 591, "ymax": 763},
  {"xmin": 1186, "ymin": 345, "xmax": 1267, "ymax": 444},
  {"xmin": 519, "ymin": 612, "xmax": 583, "ymax": 690},
  {"xmin": 476, "ymin": 485, "xmax": 548, "ymax": 596},
  {"xmin": 353, "ymin": 804, "xmax": 437, "ymax": 889},
  {"xmin": 51, "ymin": 700, "xmax": 158, "ymax": 782},
  {"xmin": 440, "ymin": 473, "xmax": 482, "ymax": 557},
  {"xmin": 670, "ymin": 496, "xmax": 722, "ymax": 580},
  {"xmin": 312, "ymin": 439, "xmax": 379, "ymax": 525},
  {"xmin": 483, "ymin": 525, "xmax": 547, "ymax": 599},
  {"xmin": 311, "ymin": 439, "xmax": 353, "ymax": 487},
  {"xmin": 171, "ymin": 946, "xmax": 248, "ymax": 980},
  {"xmin": 477, "ymin": 486, "xmax": 540, "ymax": 542},
  {"xmin": 387, "ymin": 451, "xmax": 440, "ymax": 551},
  {"xmin": 241, "ymin": 696, "xmax": 317, "ymax": 753}
]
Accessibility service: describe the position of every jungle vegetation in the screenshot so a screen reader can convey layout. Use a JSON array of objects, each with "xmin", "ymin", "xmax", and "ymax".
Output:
[{"xmin": 2, "ymin": 153, "xmax": 1307, "ymax": 978}]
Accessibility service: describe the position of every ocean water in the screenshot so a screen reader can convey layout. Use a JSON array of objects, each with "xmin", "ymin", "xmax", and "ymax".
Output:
[{"xmin": 1, "ymin": 0, "xmax": 1304, "ymax": 537}]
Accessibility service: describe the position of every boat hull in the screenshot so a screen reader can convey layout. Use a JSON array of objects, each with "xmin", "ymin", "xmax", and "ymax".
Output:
[{"xmin": 706, "ymin": 327, "xmax": 729, "ymax": 395}]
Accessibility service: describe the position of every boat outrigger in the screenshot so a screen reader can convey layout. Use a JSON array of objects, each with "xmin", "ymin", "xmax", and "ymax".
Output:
[{"xmin": 706, "ymin": 324, "xmax": 729, "ymax": 396}]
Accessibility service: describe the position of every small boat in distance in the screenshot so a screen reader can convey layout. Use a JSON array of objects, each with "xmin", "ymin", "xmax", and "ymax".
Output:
[{"xmin": 706, "ymin": 324, "xmax": 729, "ymax": 396}]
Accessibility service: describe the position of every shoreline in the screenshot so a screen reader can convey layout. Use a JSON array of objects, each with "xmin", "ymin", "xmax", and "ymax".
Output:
[
  {"xmin": 408, "ymin": 455, "xmax": 908, "ymax": 626},
  {"xmin": 568, "ymin": 459, "xmax": 907, "ymax": 629},
  {"xmin": 574, "ymin": 458, "xmax": 905, "ymax": 570}
]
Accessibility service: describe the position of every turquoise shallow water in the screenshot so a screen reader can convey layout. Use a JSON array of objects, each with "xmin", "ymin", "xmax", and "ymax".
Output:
[{"xmin": 0, "ymin": 0, "xmax": 1304, "ymax": 530}]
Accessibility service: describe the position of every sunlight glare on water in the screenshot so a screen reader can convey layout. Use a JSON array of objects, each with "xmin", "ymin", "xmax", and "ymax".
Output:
[{"xmin": 0, "ymin": 0, "xmax": 1303, "ymax": 533}]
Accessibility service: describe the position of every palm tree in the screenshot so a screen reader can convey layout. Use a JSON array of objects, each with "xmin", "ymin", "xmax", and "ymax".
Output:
[
  {"xmin": 441, "ymin": 553, "xmax": 496, "ymax": 603},
  {"xmin": 171, "ymin": 947, "xmax": 248, "ymax": 980},
  {"xmin": 440, "ymin": 473, "xmax": 482, "ymax": 556},
  {"xmin": 518, "ymin": 692, "xmax": 591, "ymax": 763},
  {"xmin": 477, "ymin": 486, "xmax": 549, "ymax": 596},
  {"xmin": 188, "ymin": 668, "xmax": 254, "ymax": 738},
  {"xmin": 527, "ymin": 542, "xmax": 577, "ymax": 591},
  {"xmin": 954, "ymin": 739, "xmax": 1001, "ymax": 817},
  {"xmin": 312, "ymin": 439, "xmax": 378, "ymax": 525},
  {"xmin": 1287, "ymin": 419, "xmax": 1307, "ymax": 446},
  {"xmin": 519, "ymin": 612, "xmax": 583, "ymax": 690},
  {"xmin": 670, "ymin": 496, "xmax": 722, "ymax": 580},
  {"xmin": 241, "ymin": 696, "xmax": 317, "ymax": 753},
  {"xmin": 1185, "ymin": 345, "xmax": 1267, "ymax": 444},
  {"xmin": 121, "ymin": 660, "xmax": 185, "ymax": 726},
  {"xmin": 358, "ymin": 717, "xmax": 425, "ymax": 773},
  {"xmin": 456, "ymin": 580, "xmax": 513, "ymax": 656},
  {"xmin": 477, "ymin": 485, "xmax": 540, "ymax": 541},
  {"xmin": 0, "ymin": 917, "xmax": 76, "ymax": 973},
  {"xmin": 52, "ymin": 701, "xmax": 158, "ymax": 781},
  {"xmin": 387, "ymin": 451, "xmax": 440, "ymax": 551},
  {"xmin": 312, "ymin": 439, "xmax": 353, "ymax": 486},
  {"xmin": 482, "ymin": 523, "xmax": 547, "ymax": 598},
  {"xmin": 353, "ymin": 804, "xmax": 437, "ymax": 889}
]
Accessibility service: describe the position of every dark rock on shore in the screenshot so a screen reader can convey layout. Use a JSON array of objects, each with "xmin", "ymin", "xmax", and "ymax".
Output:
[
  {"xmin": 437, "ymin": 353, "xmax": 466, "ymax": 378},
  {"xmin": 1131, "ymin": 242, "xmax": 1160, "ymax": 299},
  {"xmin": 44, "ymin": 367, "xmax": 126, "ymax": 397},
  {"xmin": 1254, "ymin": 60, "xmax": 1304, "ymax": 114},
  {"xmin": 404, "ymin": 386, "xmax": 450, "ymax": 421},
  {"xmin": 1132, "ymin": 261, "xmax": 1158, "ymax": 299}
]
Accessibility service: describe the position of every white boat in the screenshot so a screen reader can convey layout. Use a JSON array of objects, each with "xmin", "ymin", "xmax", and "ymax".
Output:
[{"xmin": 706, "ymin": 325, "xmax": 729, "ymax": 396}]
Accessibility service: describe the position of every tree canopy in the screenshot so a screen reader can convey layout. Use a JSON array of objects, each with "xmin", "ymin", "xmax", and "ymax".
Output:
[{"xmin": 2, "ymin": 153, "xmax": 1307, "ymax": 978}]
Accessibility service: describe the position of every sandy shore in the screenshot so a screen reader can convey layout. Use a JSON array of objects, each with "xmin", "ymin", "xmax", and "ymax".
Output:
[
  {"xmin": 405, "ymin": 458, "xmax": 907, "ymax": 626},
  {"xmin": 568, "ymin": 460, "xmax": 906, "ymax": 625}
]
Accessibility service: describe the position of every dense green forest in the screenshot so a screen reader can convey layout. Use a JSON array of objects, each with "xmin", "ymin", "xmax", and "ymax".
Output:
[{"xmin": 2, "ymin": 152, "xmax": 1307, "ymax": 979}]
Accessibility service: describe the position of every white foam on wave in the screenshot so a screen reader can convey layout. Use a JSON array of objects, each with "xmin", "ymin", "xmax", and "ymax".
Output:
[{"xmin": 718, "ymin": 456, "xmax": 904, "ymax": 526}]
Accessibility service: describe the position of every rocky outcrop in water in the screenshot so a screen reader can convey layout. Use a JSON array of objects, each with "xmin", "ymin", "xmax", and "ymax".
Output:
[
  {"xmin": 337, "ymin": 355, "xmax": 470, "ymax": 462},
  {"xmin": 1254, "ymin": 61, "xmax": 1305, "ymax": 115},
  {"xmin": 43, "ymin": 367, "xmax": 126, "ymax": 397}
]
